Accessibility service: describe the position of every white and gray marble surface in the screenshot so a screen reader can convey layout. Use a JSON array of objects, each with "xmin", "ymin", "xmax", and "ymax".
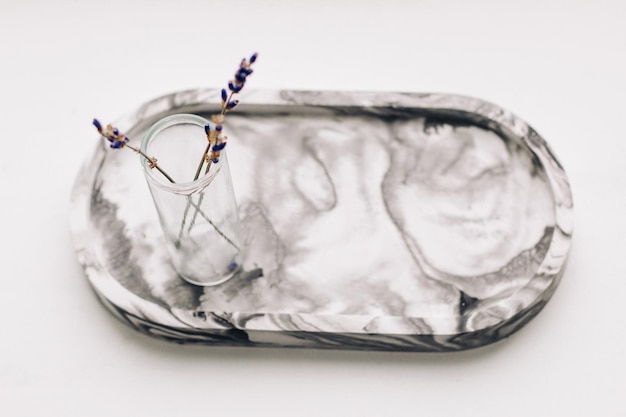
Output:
[{"xmin": 70, "ymin": 89, "xmax": 573, "ymax": 351}]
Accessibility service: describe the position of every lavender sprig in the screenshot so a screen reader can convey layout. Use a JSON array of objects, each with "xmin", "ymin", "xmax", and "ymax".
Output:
[
  {"xmin": 184, "ymin": 53, "xmax": 257, "ymax": 237},
  {"xmin": 193, "ymin": 52, "xmax": 258, "ymax": 180},
  {"xmin": 92, "ymin": 119, "xmax": 175, "ymax": 183}
]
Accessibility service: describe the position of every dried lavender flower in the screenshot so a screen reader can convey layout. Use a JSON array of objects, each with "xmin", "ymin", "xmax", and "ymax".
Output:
[
  {"xmin": 92, "ymin": 120, "xmax": 174, "ymax": 183},
  {"xmin": 194, "ymin": 52, "xmax": 257, "ymax": 178}
]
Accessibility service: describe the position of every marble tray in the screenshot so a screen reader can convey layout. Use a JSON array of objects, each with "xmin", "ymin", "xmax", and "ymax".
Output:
[{"xmin": 70, "ymin": 89, "xmax": 573, "ymax": 352}]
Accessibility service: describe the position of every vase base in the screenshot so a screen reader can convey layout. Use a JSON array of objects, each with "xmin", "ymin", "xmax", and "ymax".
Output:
[{"xmin": 178, "ymin": 265, "xmax": 241, "ymax": 287}]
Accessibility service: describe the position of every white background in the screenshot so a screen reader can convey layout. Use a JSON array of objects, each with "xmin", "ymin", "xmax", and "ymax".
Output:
[{"xmin": 1, "ymin": 0, "xmax": 624, "ymax": 415}]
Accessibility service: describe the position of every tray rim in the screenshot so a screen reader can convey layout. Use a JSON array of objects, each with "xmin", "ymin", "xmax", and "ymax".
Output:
[{"xmin": 70, "ymin": 88, "xmax": 574, "ymax": 350}]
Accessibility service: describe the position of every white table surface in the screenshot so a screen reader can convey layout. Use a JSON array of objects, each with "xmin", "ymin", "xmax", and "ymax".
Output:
[{"xmin": 1, "ymin": 0, "xmax": 624, "ymax": 415}]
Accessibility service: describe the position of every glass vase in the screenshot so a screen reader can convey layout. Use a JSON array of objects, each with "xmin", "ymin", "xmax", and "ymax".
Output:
[{"xmin": 140, "ymin": 113, "xmax": 244, "ymax": 286}]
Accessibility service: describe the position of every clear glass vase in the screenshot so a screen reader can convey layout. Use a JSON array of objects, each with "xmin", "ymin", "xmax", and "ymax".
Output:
[{"xmin": 140, "ymin": 113, "xmax": 244, "ymax": 286}]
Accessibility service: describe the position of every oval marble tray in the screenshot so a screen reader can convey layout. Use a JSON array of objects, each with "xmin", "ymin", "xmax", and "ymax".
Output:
[{"xmin": 70, "ymin": 89, "xmax": 573, "ymax": 351}]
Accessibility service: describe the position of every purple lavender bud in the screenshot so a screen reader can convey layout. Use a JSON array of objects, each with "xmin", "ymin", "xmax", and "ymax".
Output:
[
  {"xmin": 228, "ymin": 81, "xmax": 243, "ymax": 92},
  {"xmin": 211, "ymin": 157, "xmax": 220, "ymax": 164},
  {"xmin": 242, "ymin": 68, "xmax": 253, "ymax": 76},
  {"xmin": 250, "ymin": 53, "xmax": 258, "ymax": 63},
  {"xmin": 112, "ymin": 127, "xmax": 120, "ymax": 136},
  {"xmin": 212, "ymin": 142, "xmax": 227, "ymax": 151},
  {"xmin": 204, "ymin": 123, "xmax": 211, "ymax": 134},
  {"xmin": 111, "ymin": 141, "xmax": 123, "ymax": 149},
  {"xmin": 215, "ymin": 124, "xmax": 223, "ymax": 132},
  {"xmin": 227, "ymin": 100, "xmax": 239, "ymax": 109},
  {"xmin": 221, "ymin": 88, "xmax": 228, "ymax": 102},
  {"xmin": 235, "ymin": 72, "xmax": 247, "ymax": 83},
  {"xmin": 92, "ymin": 118, "xmax": 103, "ymax": 131},
  {"xmin": 227, "ymin": 261, "xmax": 238, "ymax": 271}
]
